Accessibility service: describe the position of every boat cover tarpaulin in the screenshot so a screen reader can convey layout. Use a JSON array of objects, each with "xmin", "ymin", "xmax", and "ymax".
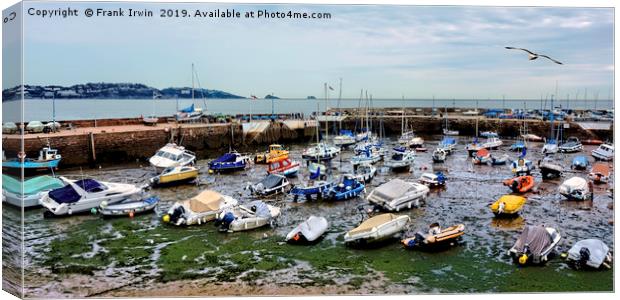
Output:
[
  {"xmin": 212, "ymin": 153, "xmax": 237, "ymax": 163},
  {"xmin": 245, "ymin": 200, "xmax": 271, "ymax": 218},
  {"xmin": 348, "ymin": 213, "xmax": 397, "ymax": 236},
  {"xmin": 560, "ymin": 177, "xmax": 588, "ymax": 194},
  {"xmin": 185, "ymin": 190, "xmax": 224, "ymax": 212},
  {"xmin": 512, "ymin": 225, "xmax": 552, "ymax": 257},
  {"xmin": 2, "ymin": 174, "xmax": 63, "ymax": 195},
  {"xmin": 567, "ymin": 239, "xmax": 609, "ymax": 268},
  {"xmin": 373, "ymin": 179, "xmax": 412, "ymax": 200},
  {"xmin": 180, "ymin": 104, "xmax": 195, "ymax": 113},
  {"xmin": 260, "ymin": 174, "xmax": 285, "ymax": 189},
  {"xmin": 591, "ymin": 163, "xmax": 610, "ymax": 176}
]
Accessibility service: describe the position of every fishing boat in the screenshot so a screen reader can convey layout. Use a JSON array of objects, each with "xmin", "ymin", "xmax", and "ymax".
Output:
[
  {"xmin": 367, "ymin": 178, "xmax": 429, "ymax": 211},
  {"xmin": 559, "ymin": 136, "xmax": 583, "ymax": 153},
  {"xmin": 254, "ymin": 144, "xmax": 289, "ymax": 164},
  {"xmin": 438, "ymin": 137, "xmax": 457, "ymax": 153},
  {"xmin": 354, "ymin": 163, "xmax": 377, "ymax": 183},
  {"xmin": 538, "ymin": 156, "xmax": 563, "ymax": 179},
  {"xmin": 502, "ymin": 176, "xmax": 535, "ymax": 193},
  {"xmin": 419, "ymin": 172, "xmax": 446, "ymax": 187},
  {"xmin": 333, "ymin": 130, "xmax": 357, "ymax": 147},
  {"xmin": 2, "ymin": 122, "xmax": 17, "ymax": 134},
  {"xmin": 2, "ymin": 146, "xmax": 62, "ymax": 171},
  {"xmin": 247, "ymin": 174, "xmax": 290, "ymax": 197},
  {"xmin": 567, "ymin": 239, "xmax": 613, "ymax": 270},
  {"xmin": 302, "ymin": 143, "xmax": 340, "ymax": 161},
  {"xmin": 2, "ymin": 174, "xmax": 65, "ymax": 208},
  {"xmin": 472, "ymin": 148, "xmax": 491, "ymax": 165},
  {"xmin": 559, "ymin": 177, "xmax": 592, "ymax": 200},
  {"xmin": 149, "ymin": 143, "xmax": 196, "ymax": 172},
  {"xmin": 325, "ymin": 174, "xmax": 365, "ymax": 201},
  {"xmin": 482, "ymin": 137, "xmax": 503, "ymax": 150},
  {"xmin": 350, "ymin": 146, "xmax": 382, "ymax": 166},
  {"xmin": 384, "ymin": 146, "xmax": 415, "ymax": 172},
  {"xmin": 509, "ymin": 225, "xmax": 561, "ymax": 265},
  {"xmin": 402, "ymin": 224, "xmax": 465, "ymax": 250},
  {"xmin": 344, "ymin": 213, "xmax": 410, "ymax": 245},
  {"xmin": 521, "ymin": 133, "xmax": 544, "ymax": 142},
  {"xmin": 208, "ymin": 151, "xmax": 250, "ymax": 173},
  {"xmin": 591, "ymin": 144, "xmax": 614, "ymax": 161},
  {"xmin": 571, "ymin": 156, "xmax": 590, "ymax": 170},
  {"xmin": 217, "ymin": 200, "xmax": 281, "ymax": 232},
  {"xmin": 268, "ymin": 158, "xmax": 300, "ymax": 177},
  {"xmin": 40, "ymin": 177, "xmax": 143, "ymax": 217},
  {"xmin": 588, "ymin": 163, "xmax": 610, "ymax": 184},
  {"xmin": 490, "ymin": 195, "xmax": 526, "ymax": 216},
  {"xmin": 510, "ymin": 157, "xmax": 535, "ymax": 176},
  {"xmin": 98, "ymin": 196, "xmax": 159, "ymax": 218},
  {"xmin": 150, "ymin": 165, "xmax": 199, "ymax": 186},
  {"xmin": 432, "ymin": 148, "xmax": 447, "ymax": 163},
  {"xmin": 164, "ymin": 190, "xmax": 238, "ymax": 226},
  {"xmin": 285, "ymin": 216, "xmax": 329, "ymax": 244}
]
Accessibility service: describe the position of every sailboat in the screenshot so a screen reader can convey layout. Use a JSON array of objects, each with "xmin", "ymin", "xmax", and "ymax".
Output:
[
  {"xmin": 442, "ymin": 107, "xmax": 459, "ymax": 136},
  {"xmin": 465, "ymin": 110, "xmax": 484, "ymax": 157},
  {"xmin": 302, "ymin": 85, "xmax": 341, "ymax": 161},
  {"xmin": 541, "ymin": 96, "xmax": 559, "ymax": 155},
  {"xmin": 332, "ymin": 79, "xmax": 357, "ymax": 147},
  {"xmin": 176, "ymin": 63, "xmax": 205, "ymax": 122},
  {"xmin": 397, "ymin": 97, "xmax": 424, "ymax": 148},
  {"xmin": 510, "ymin": 104, "xmax": 528, "ymax": 152}
]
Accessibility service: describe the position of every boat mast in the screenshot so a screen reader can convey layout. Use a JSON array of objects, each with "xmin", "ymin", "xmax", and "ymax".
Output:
[
  {"xmin": 316, "ymin": 101, "xmax": 320, "ymax": 144},
  {"xmin": 338, "ymin": 78, "xmax": 342, "ymax": 132},
  {"xmin": 401, "ymin": 95, "xmax": 405, "ymax": 136},
  {"xmin": 324, "ymin": 83, "xmax": 329, "ymax": 140},
  {"xmin": 191, "ymin": 63, "xmax": 195, "ymax": 104}
]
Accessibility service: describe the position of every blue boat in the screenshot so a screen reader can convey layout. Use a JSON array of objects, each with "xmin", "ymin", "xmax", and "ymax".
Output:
[
  {"xmin": 208, "ymin": 152, "xmax": 250, "ymax": 173},
  {"xmin": 438, "ymin": 137, "xmax": 457, "ymax": 153},
  {"xmin": 2, "ymin": 146, "xmax": 61, "ymax": 171},
  {"xmin": 510, "ymin": 140, "xmax": 527, "ymax": 152},
  {"xmin": 326, "ymin": 174, "xmax": 365, "ymax": 201},
  {"xmin": 2, "ymin": 174, "xmax": 65, "ymax": 208},
  {"xmin": 289, "ymin": 167, "xmax": 333, "ymax": 200},
  {"xmin": 571, "ymin": 156, "xmax": 590, "ymax": 170}
]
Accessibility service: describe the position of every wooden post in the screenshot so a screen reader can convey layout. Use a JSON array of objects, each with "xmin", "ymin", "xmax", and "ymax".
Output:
[{"xmin": 89, "ymin": 132, "xmax": 97, "ymax": 165}]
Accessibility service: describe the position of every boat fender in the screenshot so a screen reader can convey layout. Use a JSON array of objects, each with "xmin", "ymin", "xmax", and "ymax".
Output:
[
  {"xmin": 518, "ymin": 254, "xmax": 528, "ymax": 265},
  {"xmin": 90, "ymin": 208, "xmax": 97, "ymax": 215},
  {"xmin": 406, "ymin": 239, "xmax": 417, "ymax": 248},
  {"xmin": 129, "ymin": 211, "xmax": 134, "ymax": 218}
]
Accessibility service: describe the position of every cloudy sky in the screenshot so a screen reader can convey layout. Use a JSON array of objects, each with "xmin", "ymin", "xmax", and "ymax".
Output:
[{"xmin": 16, "ymin": 2, "xmax": 614, "ymax": 99}]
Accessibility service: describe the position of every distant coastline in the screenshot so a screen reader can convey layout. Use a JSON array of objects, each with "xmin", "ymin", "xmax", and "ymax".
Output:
[{"xmin": 1, "ymin": 83, "xmax": 247, "ymax": 101}]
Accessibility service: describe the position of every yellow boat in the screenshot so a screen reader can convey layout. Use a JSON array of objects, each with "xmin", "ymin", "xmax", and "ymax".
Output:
[
  {"xmin": 490, "ymin": 195, "xmax": 526, "ymax": 216},
  {"xmin": 254, "ymin": 144, "xmax": 289, "ymax": 164},
  {"xmin": 151, "ymin": 166, "xmax": 199, "ymax": 186}
]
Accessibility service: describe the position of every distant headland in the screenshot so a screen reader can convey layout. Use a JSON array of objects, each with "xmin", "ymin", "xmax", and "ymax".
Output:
[{"xmin": 2, "ymin": 83, "xmax": 251, "ymax": 101}]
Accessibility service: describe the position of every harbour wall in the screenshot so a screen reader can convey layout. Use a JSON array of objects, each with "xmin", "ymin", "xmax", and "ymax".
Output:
[{"xmin": 4, "ymin": 115, "xmax": 611, "ymax": 168}]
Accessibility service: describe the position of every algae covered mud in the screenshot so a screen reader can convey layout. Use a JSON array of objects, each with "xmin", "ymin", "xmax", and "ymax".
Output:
[{"xmin": 6, "ymin": 140, "xmax": 613, "ymax": 297}]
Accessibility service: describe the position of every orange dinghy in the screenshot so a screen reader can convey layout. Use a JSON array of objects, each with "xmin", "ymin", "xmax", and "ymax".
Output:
[
  {"xmin": 588, "ymin": 163, "xmax": 610, "ymax": 184},
  {"xmin": 503, "ymin": 176, "xmax": 535, "ymax": 193}
]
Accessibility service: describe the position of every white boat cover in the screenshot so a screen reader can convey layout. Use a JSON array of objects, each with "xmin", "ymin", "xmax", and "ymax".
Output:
[
  {"xmin": 286, "ymin": 216, "xmax": 329, "ymax": 242},
  {"xmin": 567, "ymin": 239, "xmax": 610, "ymax": 268},
  {"xmin": 512, "ymin": 225, "xmax": 552, "ymax": 257},
  {"xmin": 559, "ymin": 177, "xmax": 589, "ymax": 194},
  {"xmin": 372, "ymin": 179, "xmax": 414, "ymax": 200},
  {"xmin": 243, "ymin": 200, "xmax": 271, "ymax": 218}
]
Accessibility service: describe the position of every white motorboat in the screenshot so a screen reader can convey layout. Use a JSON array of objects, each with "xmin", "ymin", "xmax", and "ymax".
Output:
[
  {"xmin": 541, "ymin": 139, "xmax": 559, "ymax": 155},
  {"xmin": 407, "ymin": 136, "xmax": 425, "ymax": 149},
  {"xmin": 438, "ymin": 137, "xmax": 457, "ymax": 153},
  {"xmin": 285, "ymin": 216, "xmax": 329, "ymax": 244},
  {"xmin": 354, "ymin": 163, "xmax": 377, "ymax": 183},
  {"xmin": 567, "ymin": 239, "xmax": 613, "ymax": 270},
  {"xmin": 333, "ymin": 130, "xmax": 357, "ymax": 147},
  {"xmin": 521, "ymin": 133, "xmax": 544, "ymax": 142},
  {"xmin": 482, "ymin": 137, "xmax": 503, "ymax": 149},
  {"xmin": 398, "ymin": 130, "xmax": 416, "ymax": 145},
  {"xmin": 509, "ymin": 225, "xmax": 561, "ymax": 265},
  {"xmin": 367, "ymin": 178, "xmax": 429, "ymax": 211},
  {"xmin": 344, "ymin": 213, "xmax": 410, "ymax": 245},
  {"xmin": 538, "ymin": 157, "xmax": 563, "ymax": 179},
  {"xmin": 246, "ymin": 174, "xmax": 290, "ymax": 197},
  {"xmin": 559, "ymin": 137, "xmax": 583, "ymax": 153},
  {"xmin": 302, "ymin": 143, "xmax": 340, "ymax": 161},
  {"xmin": 218, "ymin": 200, "xmax": 281, "ymax": 232},
  {"xmin": 559, "ymin": 177, "xmax": 592, "ymax": 200},
  {"xmin": 591, "ymin": 144, "xmax": 614, "ymax": 161},
  {"xmin": 350, "ymin": 147, "xmax": 382, "ymax": 166},
  {"xmin": 149, "ymin": 143, "xmax": 196, "ymax": 172},
  {"xmin": 384, "ymin": 147, "xmax": 416, "ymax": 171},
  {"xmin": 418, "ymin": 172, "xmax": 447, "ymax": 187},
  {"xmin": 443, "ymin": 129, "xmax": 459, "ymax": 136},
  {"xmin": 40, "ymin": 177, "xmax": 143, "ymax": 217},
  {"xmin": 164, "ymin": 190, "xmax": 238, "ymax": 226},
  {"xmin": 432, "ymin": 148, "xmax": 447, "ymax": 163}
]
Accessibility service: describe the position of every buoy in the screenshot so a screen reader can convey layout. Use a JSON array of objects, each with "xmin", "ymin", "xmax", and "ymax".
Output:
[
  {"xmin": 90, "ymin": 207, "xmax": 97, "ymax": 214},
  {"xmin": 560, "ymin": 253, "xmax": 568, "ymax": 259},
  {"xmin": 129, "ymin": 211, "xmax": 135, "ymax": 218},
  {"xmin": 162, "ymin": 214, "xmax": 171, "ymax": 223}
]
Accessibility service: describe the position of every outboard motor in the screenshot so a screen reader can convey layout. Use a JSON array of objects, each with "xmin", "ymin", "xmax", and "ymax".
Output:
[
  {"xmin": 578, "ymin": 247, "xmax": 591, "ymax": 269},
  {"xmin": 169, "ymin": 206, "xmax": 185, "ymax": 224},
  {"xmin": 219, "ymin": 211, "xmax": 236, "ymax": 231}
]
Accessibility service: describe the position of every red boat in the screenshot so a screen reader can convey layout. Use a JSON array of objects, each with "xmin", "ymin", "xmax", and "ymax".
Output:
[
  {"xmin": 582, "ymin": 139, "xmax": 604, "ymax": 145},
  {"xmin": 268, "ymin": 158, "xmax": 300, "ymax": 177}
]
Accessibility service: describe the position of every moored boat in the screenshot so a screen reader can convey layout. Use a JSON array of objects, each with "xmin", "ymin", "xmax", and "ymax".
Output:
[
  {"xmin": 99, "ymin": 196, "xmax": 159, "ymax": 217},
  {"xmin": 40, "ymin": 177, "xmax": 143, "ymax": 217},
  {"xmin": 502, "ymin": 176, "xmax": 535, "ymax": 193},
  {"xmin": 490, "ymin": 195, "xmax": 526, "ymax": 216},
  {"xmin": 2, "ymin": 174, "xmax": 65, "ymax": 208},
  {"xmin": 354, "ymin": 163, "xmax": 377, "ymax": 183},
  {"xmin": 344, "ymin": 213, "xmax": 410, "ymax": 245},
  {"xmin": 559, "ymin": 177, "xmax": 592, "ymax": 200},
  {"xmin": 218, "ymin": 200, "xmax": 281, "ymax": 232},
  {"xmin": 402, "ymin": 223, "xmax": 465, "ymax": 250},
  {"xmin": 302, "ymin": 143, "xmax": 340, "ymax": 161},
  {"xmin": 164, "ymin": 190, "xmax": 238, "ymax": 226},
  {"xmin": 268, "ymin": 158, "xmax": 300, "ymax": 177},
  {"xmin": 384, "ymin": 146, "xmax": 415, "ymax": 172},
  {"xmin": 588, "ymin": 163, "xmax": 610, "ymax": 184},
  {"xmin": 285, "ymin": 216, "xmax": 329, "ymax": 244},
  {"xmin": 419, "ymin": 172, "xmax": 446, "ymax": 187},
  {"xmin": 208, "ymin": 151, "xmax": 250, "ymax": 173},
  {"xmin": 591, "ymin": 144, "xmax": 614, "ymax": 161},
  {"xmin": 438, "ymin": 137, "xmax": 457, "ymax": 153},
  {"xmin": 472, "ymin": 148, "xmax": 491, "ymax": 165},
  {"xmin": 333, "ymin": 130, "xmax": 357, "ymax": 147},
  {"xmin": 521, "ymin": 133, "xmax": 544, "ymax": 142},
  {"xmin": 432, "ymin": 148, "xmax": 447, "ymax": 163},
  {"xmin": 254, "ymin": 144, "xmax": 289, "ymax": 164},
  {"xmin": 538, "ymin": 156, "xmax": 564, "ymax": 179},
  {"xmin": 2, "ymin": 146, "xmax": 62, "ymax": 171},
  {"xmin": 509, "ymin": 225, "xmax": 561, "ymax": 265},
  {"xmin": 482, "ymin": 137, "xmax": 503, "ymax": 150},
  {"xmin": 571, "ymin": 156, "xmax": 590, "ymax": 170},
  {"xmin": 566, "ymin": 239, "xmax": 613, "ymax": 270},
  {"xmin": 247, "ymin": 174, "xmax": 290, "ymax": 197},
  {"xmin": 559, "ymin": 137, "xmax": 583, "ymax": 153},
  {"xmin": 150, "ymin": 165, "xmax": 199, "ymax": 186},
  {"xmin": 325, "ymin": 174, "xmax": 365, "ymax": 201},
  {"xmin": 367, "ymin": 178, "xmax": 429, "ymax": 211},
  {"xmin": 510, "ymin": 157, "xmax": 535, "ymax": 176},
  {"xmin": 350, "ymin": 146, "xmax": 382, "ymax": 166},
  {"xmin": 149, "ymin": 143, "xmax": 196, "ymax": 172}
]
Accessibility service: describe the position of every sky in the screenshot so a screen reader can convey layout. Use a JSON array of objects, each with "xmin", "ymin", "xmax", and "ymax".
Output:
[{"xmin": 10, "ymin": 2, "xmax": 615, "ymax": 100}]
